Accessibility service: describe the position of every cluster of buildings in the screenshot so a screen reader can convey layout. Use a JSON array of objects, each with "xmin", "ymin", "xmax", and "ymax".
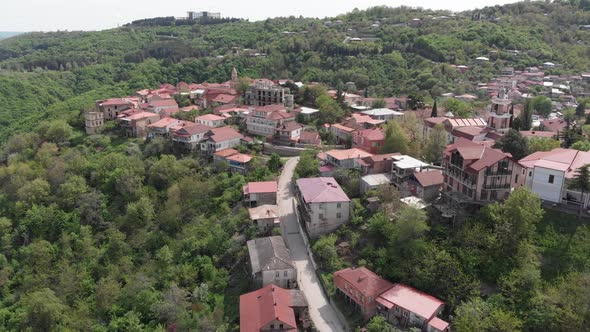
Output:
[{"xmin": 334, "ymin": 267, "xmax": 449, "ymax": 332}]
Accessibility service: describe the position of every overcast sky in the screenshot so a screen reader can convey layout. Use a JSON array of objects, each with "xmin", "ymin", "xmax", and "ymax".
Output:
[{"xmin": 1, "ymin": 0, "xmax": 521, "ymax": 32}]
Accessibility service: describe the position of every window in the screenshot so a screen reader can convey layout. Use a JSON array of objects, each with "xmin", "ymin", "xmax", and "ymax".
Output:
[
  {"xmin": 279, "ymin": 324, "xmax": 284, "ymax": 329},
  {"xmin": 319, "ymin": 213, "xmax": 324, "ymax": 220},
  {"xmin": 270, "ymin": 324, "xmax": 274, "ymax": 329},
  {"xmin": 336, "ymin": 203, "xmax": 341, "ymax": 208},
  {"xmin": 549, "ymin": 174, "xmax": 555, "ymax": 184},
  {"xmin": 515, "ymin": 175, "xmax": 519, "ymax": 184},
  {"xmin": 529, "ymin": 171, "xmax": 532, "ymax": 177},
  {"xmin": 276, "ymin": 272, "xmax": 280, "ymax": 278},
  {"xmin": 337, "ymin": 213, "xmax": 342, "ymax": 219},
  {"xmin": 284, "ymin": 271, "xmax": 288, "ymax": 277}
]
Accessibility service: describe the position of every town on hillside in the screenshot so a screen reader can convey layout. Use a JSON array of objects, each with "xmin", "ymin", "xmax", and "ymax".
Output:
[{"xmin": 83, "ymin": 60, "xmax": 590, "ymax": 332}]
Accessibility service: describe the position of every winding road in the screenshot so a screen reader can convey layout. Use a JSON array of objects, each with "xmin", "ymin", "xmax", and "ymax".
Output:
[{"xmin": 278, "ymin": 157, "xmax": 349, "ymax": 332}]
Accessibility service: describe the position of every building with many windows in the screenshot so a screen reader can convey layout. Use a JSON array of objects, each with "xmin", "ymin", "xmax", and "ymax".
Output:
[
  {"xmin": 245, "ymin": 81, "xmax": 294, "ymax": 107},
  {"xmin": 443, "ymin": 138, "xmax": 521, "ymax": 204}
]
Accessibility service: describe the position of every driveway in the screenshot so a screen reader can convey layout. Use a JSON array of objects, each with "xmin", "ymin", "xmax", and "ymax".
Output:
[{"xmin": 278, "ymin": 157, "xmax": 349, "ymax": 332}]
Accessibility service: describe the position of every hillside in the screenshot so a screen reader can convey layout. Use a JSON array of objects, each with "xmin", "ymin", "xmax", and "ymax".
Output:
[
  {"xmin": 0, "ymin": 2, "xmax": 590, "ymax": 331},
  {"xmin": 0, "ymin": 32, "xmax": 22, "ymax": 40},
  {"xmin": 0, "ymin": 2, "xmax": 589, "ymax": 141}
]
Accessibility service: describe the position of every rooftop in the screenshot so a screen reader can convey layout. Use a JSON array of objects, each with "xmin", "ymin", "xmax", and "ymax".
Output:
[
  {"xmin": 325, "ymin": 148, "xmax": 374, "ymax": 161},
  {"xmin": 207, "ymin": 126, "xmax": 243, "ymax": 142},
  {"xmin": 334, "ymin": 267, "xmax": 393, "ymax": 298},
  {"xmin": 243, "ymin": 181, "xmax": 278, "ymax": 195},
  {"xmin": 362, "ymin": 108, "xmax": 404, "ymax": 116},
  {"xmin": 361, "ymin": 173, "xmax": 392, "ymax": 187},
  {"xmin": 519, "ymin": 148, "xmax": 590, "ymax": 178},
  {"xmin": 392, "ymin": 155, "xmax": 429, "ymax": 170},
  {"xmin": 413, "ymin": 170, "xmax": 444, "ymax": 187},
  {"xmin": 376, "ymin": 283, "xmax": 444, "ymax": 320},
  {"xmin": 239, "ymin": 284, "xmax": 297, "ymax": 332},
  {"xmin": 195, "ymin": 114, "xmax": 226, "ymax": 121},
  {"xmin": 296, "ymin": 177, "xmax": 350, "ymax": 203},
  {"xmin": 247, "ymin": 236, "xmax": 295, "ymax": 273},
  {"xmin": 248, "ymin": 205, "xmax": 279, "ymax": 220}
]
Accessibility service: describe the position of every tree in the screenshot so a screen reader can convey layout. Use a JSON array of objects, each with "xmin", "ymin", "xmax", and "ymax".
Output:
[
  {"xmin": 424, "ymin": 124, "xmax": 446, "ymax": 164},
  {"xmin": 408, "ymin": 93, "xmax": 425, "ymax": 110},
  {"xmin": 531, "ymin": 96, "xmax": 552, "ymax": 118},
  {"xmin": 527, "ymin": 137, "xmax": 559, "ymax": 153},
  {"xmin": 312, "ymin": 234, "xmax": 340, "ymax": 270},
  {"xmin": 569, "ymin": 164, "xmax": 590, "ymax": 219},
  {"xmin": 316, "ymin": 94, "xmax": 345, "ymax": 124},
  {"xmin": 453, "ymin": 298, "xmax": 522, "ymax": 332},
  {"xmin": 570, "ymin": 140, "xmax": 590, "ymax": 151},
  {"xmin": 268, "ymin": 153, "xmax": 283, "ymax": 173},
  {"xmin": 381, "ymin": 121, "xmax": 409, "ymax": 154},
  {"xmin": 39, "ymin": 120, "xmax": 74, "ymax": 144},
  {"xmin": 519, "ymin": 101, "xmax": 534, "ymax": 131},
  {"xmin": 366, "ymin": 315, "xmax": 398, "ymax": 332},
  {"xmin": 294, "ymin": 149, "xmax": 319, "ymax": 179},
  {"xmin": 20, "ymin": 288, "xmax": 67, "ymax": 331},
  {"xmin": 371, "ymin": 98, "xmax": 386, "ymax": 109},
  {"xmin": 431, "ymin": 99, "xmax": 438, "ymax": 117},
  {"xmin": 493, "ymin": 129, "xmax": 528, "ymax": 160},
  {"xmin": 576, "ymin": 102, "xmax": 586, "ymax": 118}
]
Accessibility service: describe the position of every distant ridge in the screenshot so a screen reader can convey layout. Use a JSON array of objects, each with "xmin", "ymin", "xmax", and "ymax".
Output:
[{"xmin": 0, "ymin": 32, "xmax": 22, "ymax": 40}]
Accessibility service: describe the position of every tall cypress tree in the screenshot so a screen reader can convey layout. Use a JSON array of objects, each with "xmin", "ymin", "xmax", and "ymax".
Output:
[{"xmin": 431, "ymin": 99, "xmax": 438, "ymax": 117}]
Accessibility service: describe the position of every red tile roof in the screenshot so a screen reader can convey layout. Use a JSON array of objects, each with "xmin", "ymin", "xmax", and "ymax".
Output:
[
  {"xmin": 174, "ymin": 123, "xmax": 212, "ymax": 136},
  {"xmin": 356, "ymin": 128, "xmax": 385, "ymax": 141},
  {"xmin": 211, "ymin": 94, "xmax": 237, "ymax": 104},
  {"xmin": 227, "ymin": 153, "xmax": 253, "ymax": 164},
  {"xmin": 243, "ymin": 181, "xmax": 278, "ymax": 195},
  {"xmin": 207, "ymin": 126, "xmax": 243, "ymax": 142},
  {"xmin": 296, "ymin": 177, "xmax": 350, "ymax": 203},
  {"xmin": 452, "ymin": 126, "xmax": 491, "ymax": 140},
  {"xmin": 413, "ymin": 170, "xmax": 444, "ymax": 188},
  {"xmin": 147, "ymin": 117, "xmax": 180, "ymax": 128},
  {"xmin": 376, "ymin": 283, "xmax": 444, "ymax": 320},
  {"xmin": 299, "ymin": 131, "xmax": 320, "ymax": 143},
  {"xmin": 239, "ymin": 284, "xmax": 297, "ymax": 332},
  {"xmin": 149, "ymin": 99, "xmax": 178, "ymax": 107},
  {"xmin": 428, "ymin": 317, "xmax": 450, "ymax": 331},
  {"xmin": 445, "ymin": 118, "xmax": 487, "ymax": 128},
  {"xmin": 214, "ymin": 148, "xmax": 239, "ymax": 158},
  {"xmin": 334, "ymin": 267, "xmax": 393, "ymax": 299},
  {"xmin": 330, "ymin": 124, "xmax": 356, "ymax": 133},
  {"xmin": 196, "ymin": 114, "xmax": 226, "ymax": 121},
  {"xmin": 278, "ymin": 122, "xmax": 304, "ymax": 132},
  {"xmin": 423, "ymin": 117, "xmax": 448, "ymax": 128},
  {"xmin": 268, "ymin": 111, "xmax": 295, "ymax": 121},
  {"xmin": 519, "ymin": 148, "xmax": 590, "ymax": 178},
  {"xmin": 541, "ymin": 119, "xmax": 567, "ymax": 133},
  {"xmin": 325, "ymin": 148, "xmax": 373, "ymax": 161}
]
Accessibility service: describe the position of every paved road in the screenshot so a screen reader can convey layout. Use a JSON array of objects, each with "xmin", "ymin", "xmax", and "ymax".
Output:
[{"xmin": 278, "ymin": 157, "xmax": 349, "ymax": 332}]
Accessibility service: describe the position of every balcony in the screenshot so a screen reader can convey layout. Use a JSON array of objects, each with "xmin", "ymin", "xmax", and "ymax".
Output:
[
  {"xmin": 444, "ymin": 164, "xmax": 476, "ymax": 188},
  {"xmin": 482, "ymin": 183, "xmax": 511, "ymax": 190}
]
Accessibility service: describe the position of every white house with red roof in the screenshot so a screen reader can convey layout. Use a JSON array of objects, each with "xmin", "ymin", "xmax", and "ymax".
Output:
[
  {"xmin": 295, "ymin": 177, "xmax": 351, "ymax": 238},
  {"xmin": 171, "ymin": 123, "xmax": 212, "ymax": 150},
  {"xmin": 146, "ymin": 98, "xmax": 179, "ymax": 115},
  {"xmin": 195, "ymin": 114, "xmax": 226, "ymax": 128},
  {"xmin": 519, "ymin": 148, "xmax": 590, "ymax": 208},
  {"xmin": 200, "ymin": 126, "xmax": 243, "ymax": 155},
  {"xmin": 147, "ymin": 117, "xmax": 183, "ymax": 138}
]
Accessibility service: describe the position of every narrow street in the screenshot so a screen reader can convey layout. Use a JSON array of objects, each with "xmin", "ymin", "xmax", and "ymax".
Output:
[{"xmin": 278, "ymin": 157, "xmax": 349, "ymax": 332}]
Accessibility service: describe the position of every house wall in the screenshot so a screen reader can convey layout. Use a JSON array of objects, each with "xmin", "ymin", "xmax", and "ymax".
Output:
[
  {"xmin": 246, "ymin": 192, "xmax": 277, "ymax": 207},
  {"xmin": 261, "ymin": 268, "xmax": 297, "ymax": 289},
  {"xmin": 247, "ymin": 116, "xmax": 277, "ymax": 136},
  {"xmin": 530, "ymin": 167, "xmax": 565, "ymax": 203},
  {"xmin": 253, "ymin": 217, "xmax": 277, "ymax": 231},
  {"xmin": 305, "ymin": 201, "xmax": 350, "ymax": 238}
]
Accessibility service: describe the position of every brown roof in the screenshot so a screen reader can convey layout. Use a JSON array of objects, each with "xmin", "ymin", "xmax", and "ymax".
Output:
[
  {"xmin": 207, "ymin": 126, "xmax": 243, "ymax": 142},
  {"xmin": 334, "ymin": 267, "xmax": 393, "ymax": 299},
  {"xmin": 413, "ymin": 170, "xmax": 444, "ymax": 188},
  {"xmin": 174, "ymin": 123, "xmax": 212, "ymax": 136},
  {"xmin": 214, "ymin": 148, "xmax": 239, "ymax": 158}
]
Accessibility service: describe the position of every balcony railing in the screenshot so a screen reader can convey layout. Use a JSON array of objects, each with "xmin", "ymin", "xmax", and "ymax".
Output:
[{"xmin": 482, "ymin": 183, "xmax": 511, "ymax": 190}]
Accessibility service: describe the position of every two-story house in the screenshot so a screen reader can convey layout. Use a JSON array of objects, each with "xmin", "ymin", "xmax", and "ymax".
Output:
[
  {"xmin": 243, "ymin": 181, "xmax": 278, "ymax": 207},
  {"xmin": 519, "ymin": 148, "xmax": 590, "ymax": 209},
  {"xmin": 200, "ymin": 126, "xmax": 243, "ymax": 155},
  {"xmin": 352, "ymin": 128, "xmax": 385, "ymax": 154},
  {"xmin": 96, "ymin": 98, "xmax": 139, "ymax": 121},
  {"xmin": 248, "ymin": 205, "xmax": 280, "ymax": 232},
  {"xmin": 195, "ymin": 114, "xmax": 226, "ymax": 128},
  {"xmin": 334, "ymin": 267, "xmax": 393, "ymax": 318},
  {"xmin": 295, "ymin": 177, "xmax": 351, "ymax": 238},
  {"xmin": 443, "ymin": 138, "xmax": 521, "ymax": 203},
  {"xmin": 275, "ymin": 122, "xmax": 304, "ymax": 145},
  {"xmin": 247, "ymin": 236, "xmax": 297, "ymax": 289},
  {"xmin": 171, "ymin": 123, "xmax": 212, "ymax": 151},
  {"xmin": 118, "ymin": 111, "xmax": 161, "ymax": 138},
  {"xmin": 391, "ymin": 155, "xmax": 430, "ymax": 187},
  {"xmin": 324, "ymin": 148, "xmax": 374, "ymax": 169},
  {"xmin": 147, "ymin": 117, "xmax": 183, "ymax": 138},
  {"xmin": 146, "ymin": 99, "xmax": 179, "ymax": 115}
]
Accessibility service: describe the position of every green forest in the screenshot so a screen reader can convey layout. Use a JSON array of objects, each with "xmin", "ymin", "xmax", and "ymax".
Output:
[{"xmin": 0, "ymin": 1, "xmax": 590, "ymax": 331}]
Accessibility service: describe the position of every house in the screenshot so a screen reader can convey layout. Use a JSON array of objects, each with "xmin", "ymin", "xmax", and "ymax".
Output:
[
  {"xmin": 376, "ymin": 284, "xmax": 449, "ymax": 332},
  {"xmin": 147, "ymin": 117, "xmax": 183, "ymax": 138},
  {"xmin": 443, "ymin": 138, "xmax": 521, "ymax": 204},
  {"xmin": 246, "ymin": 105, "xmax": 295, "ymax": 137},
  {"xmin": 200, "ymin": 126, "xmax": 243, "ymax": 155},
  {"xmin": 344, "ymin": 113, "xmax": 385, "ymax": 129},
  {"xmin": 324, "ymin": 148, "xmax": 374, "ymax": 169},
  {"xmin": 195, "ymin": 114, "xmax": 226, "ymax": 128},
  {"xmin": 118, "ymin": 111, "xmax": 161, "ymax": 138},
  {"xmin": 333, "ymin": 267, "xmax": 394, "ymax": 318},
  {"xmin": 214, "ymin": 148, "xmax": 239, "ymax": 165},
  {"xmin": 249, "ymin": 205, "xmax": 280, "ymax": 232},
  {"xmin": 85, "ymin": 111, "xmax": 104, "ymax": 135},
  {"xmin": 275, "ymin": 122, "xmax": 304, "ymax": 145},
  {"xmin": 358, "ymin": 153, "xmax": 400, "ymax": 175},
  {"xmin": 408, "ymin": 170, "xmax": 444, "ymax": 201},
  {"xmin": 451, "ymin": 126, "xmax": 495, "ymax": 143},
  {"xmin": 245, "ymin": 81, "xmax": 294, "ymax": 107},
  {"xmin": 443, "ymin": 118, "xmax": 488, "ymax": 143},
  {"xmin": 239, "ymin": 284, "xmax": 307, "ymax": 332},
  {"xmin": 519, "ymin": 148, "xmax": 590, "ymax": 209},
  {"xmin": 171, "ymin": 123, "xmax": 212, "ymax": 151},
  {"xmin": 361, "ymin": 174, "xmax": 392, "ymax": 195},
  {"xmin": 209, "ymin": 93, "xmax": 238, "ymax": 106},
  {"xmin": 146, "ymin": 99, "xmax": 179, "ymax": 115},
  {"xmin": 361, "ymin": 108, "xmax": 404, "ymax": 121},
  {"xmin": 246, "ymin": 236, "xmax": 297, "ymax": 289},
  {"xmin": 243, "ymin": 181, "xmax": 278, "ymax": 207},
  {"xmin": 299, "ymin": 131, "xmax": 321, "ymax": 146},
  {"xmin": 391, "ymin": 155, "xmax": 430, "ymax": 187},
  {"xmin": 328, "ymin": 124, "xmax": 356, "ymax": 144},
  {"xmin": 295, "ymin": 177, "xmax": 351, "ymax": 238},
  {"xmin": 96, "ymin": 98, "xmax": 138, "ymax": 121},
  {"xmin": 352, "ymin": 128, "xmax": 386, "ymax": 154},
  {"xmin": 226, "ymin": 153, "xmax": 253, "ymax": 174}
]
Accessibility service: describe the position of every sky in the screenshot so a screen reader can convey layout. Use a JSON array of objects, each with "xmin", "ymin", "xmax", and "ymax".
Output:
[{"xmin": 0, "ymin": 0, "xmax": 521, "ymax": 32}]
